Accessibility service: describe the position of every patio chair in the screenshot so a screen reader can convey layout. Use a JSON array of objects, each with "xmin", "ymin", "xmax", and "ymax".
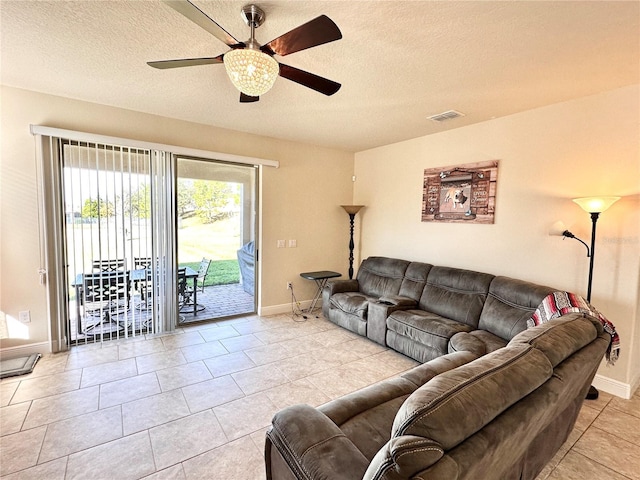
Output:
[
  {"xmin": 92, "ymin": 259, "xmax": 126, "ymax": 272},
  {"xmin": 134, "ymin": 257, "xmax": 153, "ymax": 269},
  {"xmin": 132, "ymin": 257, "xmax": 153, "ymax": 310},
  {"xmin": 195, "ymin": 258, "xmax": 211, "ymax": 293},
  {"xmin": 177, "ymin": 268, "xmax": 194, "ymax": 312},
  {"xmin": 82, "ymin": 271, "xmax": 129, "ymax": 335}
]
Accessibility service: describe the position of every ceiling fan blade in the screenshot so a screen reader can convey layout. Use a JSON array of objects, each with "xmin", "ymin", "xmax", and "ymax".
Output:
[
  {"xmin": 147, "ymin": 55, "xmax": 224, "ymax": 69},
  {"xmin": 261, "ymin": 15, "xmax": 342, "ymax": 56},
  {"xmin": 162, "ymin": 0, "xmax": 243, "ymax": 47},
  {"xmin": 240, "ymin": 93, "xmax": 260, "ymax": 103},
  {"xmin": 279, "ymin": 63, "xmax": 341, "ymax": 96}
]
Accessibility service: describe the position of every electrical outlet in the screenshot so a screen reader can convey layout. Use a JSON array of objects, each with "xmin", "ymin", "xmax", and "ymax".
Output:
[
  {"xmin": 277, "ymin": 239, "xmax": 286, "ymax": 248},
  {"xmin": 287, "ymin": 282, "xmax": 292, "ymax": 290},
  {"xmin": 19, "ymin": 310, "xmax": 31, "ymax": 323}
]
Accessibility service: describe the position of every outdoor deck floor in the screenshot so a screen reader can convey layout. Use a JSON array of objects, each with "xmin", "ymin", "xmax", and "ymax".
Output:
[{"xmin": 178, "ymin": 283, "xmax": 255, "ymax": 325}]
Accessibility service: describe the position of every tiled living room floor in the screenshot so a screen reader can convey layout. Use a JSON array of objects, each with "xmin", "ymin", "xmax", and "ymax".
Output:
[{"xmin": 1, "ymin": 313, "xmax": 639, "ymax": 479}]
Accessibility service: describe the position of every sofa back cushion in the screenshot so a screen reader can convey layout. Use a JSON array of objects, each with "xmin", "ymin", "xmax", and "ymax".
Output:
[
  {"xmin": 398, "ymin": 262, "xmax": 433, "ymax": 301},
  {"xmin": 418, "ymin": 266, "xmax": 494, "ymax": 328},
  {"xmin": 391, "ymin": 344, "xmax": 552, "ymax": 450},
  {"xmin": 357, "ymin": 257, "xmax": 410, "ymax": 298},
  {"xmin": 509, "ymin": 314, "xmax": 601, "ymax": 367},
  {"xmin": 478, "ymin": 276, "xmax": 555, "ymax": 341}
]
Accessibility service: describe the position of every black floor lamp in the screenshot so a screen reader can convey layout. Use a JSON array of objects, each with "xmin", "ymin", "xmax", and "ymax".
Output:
[
  {"xmin": 341, "ymin": 205, "xmax": 364, "ymax": 279},
  {"xmin": 551, "ymin": 195, "xmax": 620, "ymax": 400}
]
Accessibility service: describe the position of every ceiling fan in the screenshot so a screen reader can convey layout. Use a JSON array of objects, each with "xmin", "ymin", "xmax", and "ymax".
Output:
[{"xmin": 148, "ymin": 0, "xmax": 342, "ymax": 103}]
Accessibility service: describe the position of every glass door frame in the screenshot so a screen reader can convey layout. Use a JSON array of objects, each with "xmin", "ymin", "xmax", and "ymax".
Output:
[{"xmin": 175, "ymin": 155, "xmax": 258, "ymax": 325}]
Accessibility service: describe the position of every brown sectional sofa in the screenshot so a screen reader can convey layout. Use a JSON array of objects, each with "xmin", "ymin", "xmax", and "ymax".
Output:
[{"xmin": 265, "ymin": 256, "xmax": 610, "ymax": 480}]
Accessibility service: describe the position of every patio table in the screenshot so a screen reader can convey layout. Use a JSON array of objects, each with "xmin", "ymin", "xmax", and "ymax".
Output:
[{"xmin": 72, "ymin": 267, "xmax": 199, "ymax": 334}]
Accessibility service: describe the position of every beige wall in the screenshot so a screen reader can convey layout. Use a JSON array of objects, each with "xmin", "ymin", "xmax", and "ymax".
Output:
[
  {"xmin": 354, "ymin": 85, "xmax": 640, "ymax": 394},
  {"xmin": 2, "ymin": 83, "xmax": 638, "ymax": 396},
  {"xmin": 0, "ymin": 86, "xmax": 354, "ymax": 351}
]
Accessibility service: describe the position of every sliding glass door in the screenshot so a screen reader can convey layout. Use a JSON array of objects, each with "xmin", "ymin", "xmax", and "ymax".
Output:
[
  {"xmin": 176, "ymin": 157, "xmax": 257, "ymax": 324},
  {"xmin": 33, "ymin": 128, "xmax": 265, "ymax": 350}
]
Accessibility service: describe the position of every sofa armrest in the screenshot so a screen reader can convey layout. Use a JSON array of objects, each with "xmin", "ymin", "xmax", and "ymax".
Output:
[
  {"xmin": 325, "ymin": 279, "xmax": 359, "ymax": 296},
  {"xmin": 368, "ymin": 300, "xmax": 415, "ymax": 346},
  {"xmin": 364, "ymin": 436, "xmax": 446, "ymax": 480},
  {"xmin": 378, "ymin": 295, "xmax": 417, "ymax": 308},
  {"xmin": 323, "ymin": 279, "xmax": 360, "ymax": 318},
  {"xmin": 266, "ymin": 404, "xmax": 369, "ymax": 480}
]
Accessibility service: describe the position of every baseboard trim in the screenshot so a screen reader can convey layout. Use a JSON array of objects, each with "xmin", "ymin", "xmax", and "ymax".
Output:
[
  {"xmin": 592, "ymin": 373, "xmax": 634, "ymax": 399},
  {"xmin": 0, "ymin": 341, "xmax": 51, "ymax": 359},
  {"xmin": 259, "ymin": 300, "xmax": 313, "ymax": 317}
]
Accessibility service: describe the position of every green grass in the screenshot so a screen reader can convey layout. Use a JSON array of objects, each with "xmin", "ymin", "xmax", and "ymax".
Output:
[
  {"xmin": 179, "ymin": 259, "xmax": 240, "ymax": 286},
  {"xmin": 178, "ymin": 215, "xmax": 245, "ymax": 286},
  {"xmin": 178, "ymin": 216, "xmax": 242, "ymax": 262}
]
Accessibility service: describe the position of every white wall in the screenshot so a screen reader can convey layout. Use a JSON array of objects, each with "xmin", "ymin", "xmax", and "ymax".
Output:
[
  {"xmin": 0, "ymin": 86, "xmax": 355, "ymax": 352},
  {"xmin": 354, "ymin": 85, "xmax": 640, "ymax": 395}
]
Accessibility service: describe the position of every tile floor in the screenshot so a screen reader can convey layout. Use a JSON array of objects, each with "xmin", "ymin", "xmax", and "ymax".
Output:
[{"xmin": 1, "ymin": 313, "xmax": 638, "ymax": 479}]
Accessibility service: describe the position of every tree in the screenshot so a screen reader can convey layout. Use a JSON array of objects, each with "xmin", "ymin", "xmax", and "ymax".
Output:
[
  {"xmin": 125, "ymin": 184, "xmax": 151, "ymax": 219},
  {"xmin": 81, "ymin": 197, "xmax": 114, "ymax": 219},
  {"xmin": 193, "ymin": 180, "xmax": 234, "ymax": 223},
  {"xmin": 177, "ymin": 179, "xmax": 195, "ymax": 217}
]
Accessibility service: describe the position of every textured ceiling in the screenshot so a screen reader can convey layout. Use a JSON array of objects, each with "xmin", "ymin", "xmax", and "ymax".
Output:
[{"xmin": 1, "ymin": 1, "xmax": 638, "ymax": 152}]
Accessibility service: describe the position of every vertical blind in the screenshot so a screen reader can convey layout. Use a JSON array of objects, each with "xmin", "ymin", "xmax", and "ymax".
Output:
[{"xmin": 36, "ymin": 136, "xmax": 177, "ymax": 348}]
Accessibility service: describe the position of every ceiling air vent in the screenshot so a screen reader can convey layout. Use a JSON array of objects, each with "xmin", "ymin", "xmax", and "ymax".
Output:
[{"xmin": 427, "ymin": 110, "xmax": 466, "ymax": 122}]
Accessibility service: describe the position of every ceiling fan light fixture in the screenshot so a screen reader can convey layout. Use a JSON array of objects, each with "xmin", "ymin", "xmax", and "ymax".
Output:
[{"xmin": 223, "ymin": 48, "xmax": 279, "ymax": 96}]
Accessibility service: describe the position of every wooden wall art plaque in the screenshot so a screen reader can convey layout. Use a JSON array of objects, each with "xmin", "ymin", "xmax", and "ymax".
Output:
[{"xmin": 421, "ymin": 160, "xmax": 499, "ymax": 224}]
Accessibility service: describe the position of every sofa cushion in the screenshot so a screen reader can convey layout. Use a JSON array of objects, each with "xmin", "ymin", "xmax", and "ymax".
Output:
[
  {"xmin": 418, "ymin": 266, "xmax": 494, "ymax": 328},
  {"xmin": 478, "ymin": 276, "xmax": 555, "ymax": 341},
  {"xmin": 330, "ymin": 292, "xmax": 375, "ymax": 319},
  {"xmin": 509, "ymin": 314, "xmax": 600, "ymax": 367},
  {"xmin": 386, "ymin": 332, "xmax": 447, "ymax": 364},
  {"xmin": 357, "ymin": 257, "xmax": 409, "ymax": 298},
  {"xmin": 391, "ymin": 344, "xmax": 552, "ymax": 450},
  {"xmin": 387, "ymin": 310, "xmax": 475, "ymax": 357},
  {"xmin": 320, "ymin": 377, "xmax": 418, "ymax": 460},
  {"xmin": 397, "ymin": 262, "xmax": 432, "ymax": 301}
]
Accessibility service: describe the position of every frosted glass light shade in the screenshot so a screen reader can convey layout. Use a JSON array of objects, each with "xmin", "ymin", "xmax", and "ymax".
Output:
[
  {"xmin": 572, "ymin": 196, "xmax": 620, "ymax": 213},
  {"xmin": 223, "ymin": 49, "xmax": 279, "ymax": 96}
]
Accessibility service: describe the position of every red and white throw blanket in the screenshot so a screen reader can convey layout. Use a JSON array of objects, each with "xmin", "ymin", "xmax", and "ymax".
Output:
[{"xmin": 528, "ymin": 291, "xmax": 620, "ymax": 366}]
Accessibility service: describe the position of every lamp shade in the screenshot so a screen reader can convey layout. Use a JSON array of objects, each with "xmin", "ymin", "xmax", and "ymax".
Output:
[
  {"xmin": 341, "ymin": 205, "xmax": 364, "ymax": 215},
  {"xmin": 223, "ymin": 49, "xmax": 279, "ymax": 96},
  {"xmin": 572, "ymin": 196, "xmax": 620, "ymax": 213}
]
